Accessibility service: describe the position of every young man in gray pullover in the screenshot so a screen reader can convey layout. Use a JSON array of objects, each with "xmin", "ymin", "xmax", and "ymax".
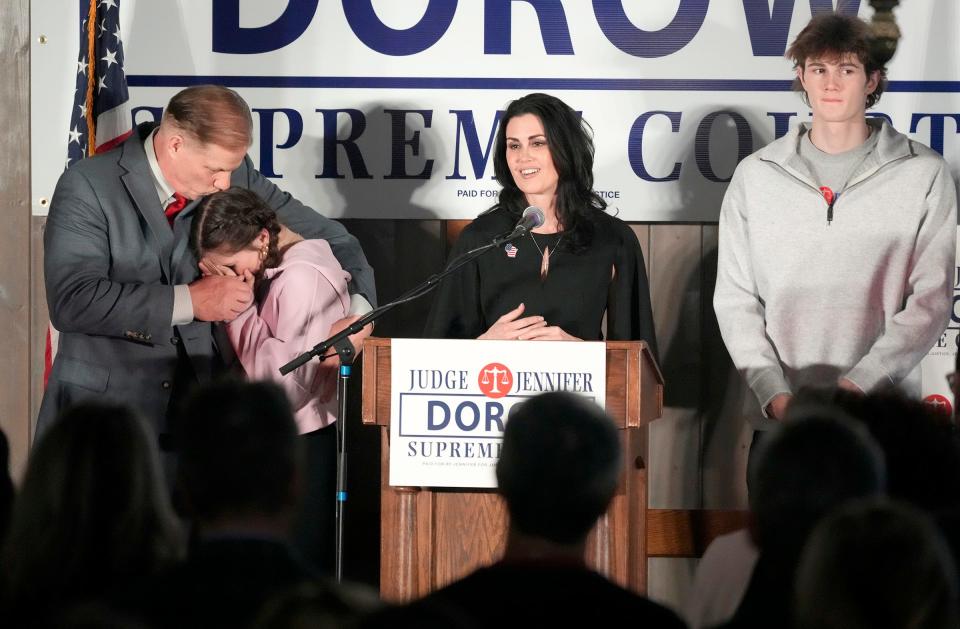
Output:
[{"xmin": 714, "ymin": 13, "xmax": 957, "ymax": 425}]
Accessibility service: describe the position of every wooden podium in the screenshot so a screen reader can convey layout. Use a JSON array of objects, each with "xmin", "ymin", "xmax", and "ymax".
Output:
[{"xmin": 360, "ymin": 338, "xmax": 664, "ymax": 602}]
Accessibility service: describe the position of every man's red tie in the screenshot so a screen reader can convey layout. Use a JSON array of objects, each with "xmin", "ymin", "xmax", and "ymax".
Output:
[{"xmin": 165, "ymin": 193, "xmax": 188, "ymax": 227}]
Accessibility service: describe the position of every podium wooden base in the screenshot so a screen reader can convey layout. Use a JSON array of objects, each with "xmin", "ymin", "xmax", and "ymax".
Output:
[{"xmin": 361, "ymin": 338, "xmax": 664, "ymax": 602}]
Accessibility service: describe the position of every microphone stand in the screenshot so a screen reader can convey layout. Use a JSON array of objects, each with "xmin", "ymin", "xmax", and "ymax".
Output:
[{"xmin": 279, "ymin": 224, "xmax": 532, "ymax": 582}]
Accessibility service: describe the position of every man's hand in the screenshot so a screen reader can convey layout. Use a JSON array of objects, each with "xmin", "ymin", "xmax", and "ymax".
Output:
[
  {"xmin": 765, "ymin": 393, "xmax": 792, "ymax": 420},
  {"xmin": 316, "ymin": 314, "xmax": 373, "ymax": 402},
  {"xmin": 478, "ymin": 303, "xmax": 547, "ymax": 340},
  {"xmin": 188, "ymin": 275, "xmax": 253, "ymax": 322}
]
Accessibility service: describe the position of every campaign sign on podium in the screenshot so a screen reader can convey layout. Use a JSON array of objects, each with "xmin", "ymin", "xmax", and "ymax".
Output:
[{"xmin": 389, "ymin": 339, "xmax": 606, "ymax": 488}]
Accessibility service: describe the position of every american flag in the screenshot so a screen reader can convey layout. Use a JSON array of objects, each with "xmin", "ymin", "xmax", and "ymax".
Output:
[
  {"xmin": 48, "ymin": 0, "xmax": 133, "ymax": 385},
  {"xmin": 504, "ymin": 243, "xmax": 518, "ymax": 258},
  {"xmin": 66, "ymin": 0, "xmax": 133, "ymax": 166}
]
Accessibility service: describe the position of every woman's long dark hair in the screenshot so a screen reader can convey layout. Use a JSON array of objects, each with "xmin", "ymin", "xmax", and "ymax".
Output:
[
  {"xmin": 192, "ymin": 187, "xmax": 282, "ymax": 270},
  {"xmin": 492, "ymin": 93, "xmax": 606, "ymax": 253}
]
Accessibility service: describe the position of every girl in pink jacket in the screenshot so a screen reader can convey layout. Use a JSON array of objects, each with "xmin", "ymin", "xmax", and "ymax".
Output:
[{"xmin": 192, "ymin": 187, "xmax": 351, "ymax": 434}]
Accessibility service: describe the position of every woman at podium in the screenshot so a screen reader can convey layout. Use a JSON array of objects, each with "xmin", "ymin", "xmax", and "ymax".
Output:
[{"xmin": 424, "ymin": 93, "xmax": 657, "ymax": 355}]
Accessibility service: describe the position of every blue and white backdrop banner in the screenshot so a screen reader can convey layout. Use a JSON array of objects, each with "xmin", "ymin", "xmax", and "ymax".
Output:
[
  {"xmin": 29, "ymin": 1, "xmax": 960, "ymax": 407},
  {"xmin": 31, "ymin": 1, "xmax": 960, "ymax": 221}
]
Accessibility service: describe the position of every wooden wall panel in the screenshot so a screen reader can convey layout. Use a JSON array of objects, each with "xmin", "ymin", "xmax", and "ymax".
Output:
[
  {"xmin": 340, "ymin": 219, "xmax": 445, "ymax": 338},
  {"xmin": 643, "ymin": 223, "xmax": 750, "ymax": 613},
  {"xmin": 699, "ymin": 225, "xmax": 750, "ymax": 509},
  {"xmin": 630, "ymin": 224, "xmax": 651, "ymax": 277},
  {"xmin": 1, "ymin": 0, "xmax": 32, "ymax": 481},
  {"xmin": 647, "ymin": 224, "xmax": 705, "ymax": 510},
  {"xmin": 644, "ymin": 224, "xmax": 706, "ymax": 611}
]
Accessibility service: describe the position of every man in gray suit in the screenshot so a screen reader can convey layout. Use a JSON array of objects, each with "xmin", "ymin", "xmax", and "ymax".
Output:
[{"xmin": 39, "ymin": 85, "xmax": 376, "ymax": 448}]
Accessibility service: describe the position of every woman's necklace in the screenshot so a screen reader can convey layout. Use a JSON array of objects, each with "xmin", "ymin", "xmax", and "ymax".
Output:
[{"xmin": 529, "ymin": 231, "xmax": 564, "ymax": 281}]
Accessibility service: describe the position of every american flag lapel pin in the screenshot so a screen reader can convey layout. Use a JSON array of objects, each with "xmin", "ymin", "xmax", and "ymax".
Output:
[{"xmin": 504, "ymin": 243, "xmax": 518, "ymax": 258}]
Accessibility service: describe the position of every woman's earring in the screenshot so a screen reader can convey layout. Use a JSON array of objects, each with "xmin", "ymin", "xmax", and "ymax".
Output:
[{"xmin": 259, "ymin": 242, "xmax": 268, "ymax": 261}]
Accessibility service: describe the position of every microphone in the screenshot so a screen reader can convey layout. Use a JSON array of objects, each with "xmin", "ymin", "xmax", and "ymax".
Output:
[
  {"xmin": 510, "ymin": 206, "xmax": 545, "ymax": 236},
  {"xmin": 488, "ymin": 206, "xmax": 545, "ymax": 247}
]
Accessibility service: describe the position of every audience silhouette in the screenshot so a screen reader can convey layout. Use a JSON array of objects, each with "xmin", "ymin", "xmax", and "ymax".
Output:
[
  {"xmin": 368, "ymin": 391, "xmax": 686, "ymax": 627},
  {"xmin": 719, "ymin": 409, "xmax": 885, "ymax": 629},
  {"xmin": 0, "ymin": 402, "xmax": 182, "ymax": 627},
  {"xmin": 5, "ymin": 371, "xmax": 960, "ymax": 627},
  {"xmin": 795, "ymin": 499, "xmax": 959, "ymax": 629},
  {"xmin": 118, "ymin": 379, "xmax": 376, "ymax": 628}
]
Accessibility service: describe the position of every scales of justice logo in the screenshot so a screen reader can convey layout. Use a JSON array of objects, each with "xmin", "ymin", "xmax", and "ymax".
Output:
[
  {"xmin": 924, "ymin": 394, "xmax": 953, "ymax": 418},
  {"xmin": 478, "ymin": 362, "xmax": 513, "ymax": 399}
]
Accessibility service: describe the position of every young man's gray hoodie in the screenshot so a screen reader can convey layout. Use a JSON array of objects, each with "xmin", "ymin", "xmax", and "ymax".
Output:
[{"xmin": 714, "ymin": 118, "xmax": 957, "ymax": 425}]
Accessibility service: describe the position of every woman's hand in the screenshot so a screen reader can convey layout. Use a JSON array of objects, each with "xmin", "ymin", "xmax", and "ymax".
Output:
[
  {"xmin": 517, "ymin": 326, "xmax": 580, "ymax": 341},
  {"xmin": 198, "ymin": 258, "xmax": 217, "ymax": 277},
  {"xmin": 199, "ymin": 258, "xmax": 237, "ymax": 278},
  {"xmin": 837, "ymin": 377, "xmax": 864, "ymax": 394},
  {"xmin": 316, "ymin": 314, "xmax": 373, "ymax": 402},
  {"xmin": 478, "ymin": 303, "xmax": 547, "ymax": 340}
]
